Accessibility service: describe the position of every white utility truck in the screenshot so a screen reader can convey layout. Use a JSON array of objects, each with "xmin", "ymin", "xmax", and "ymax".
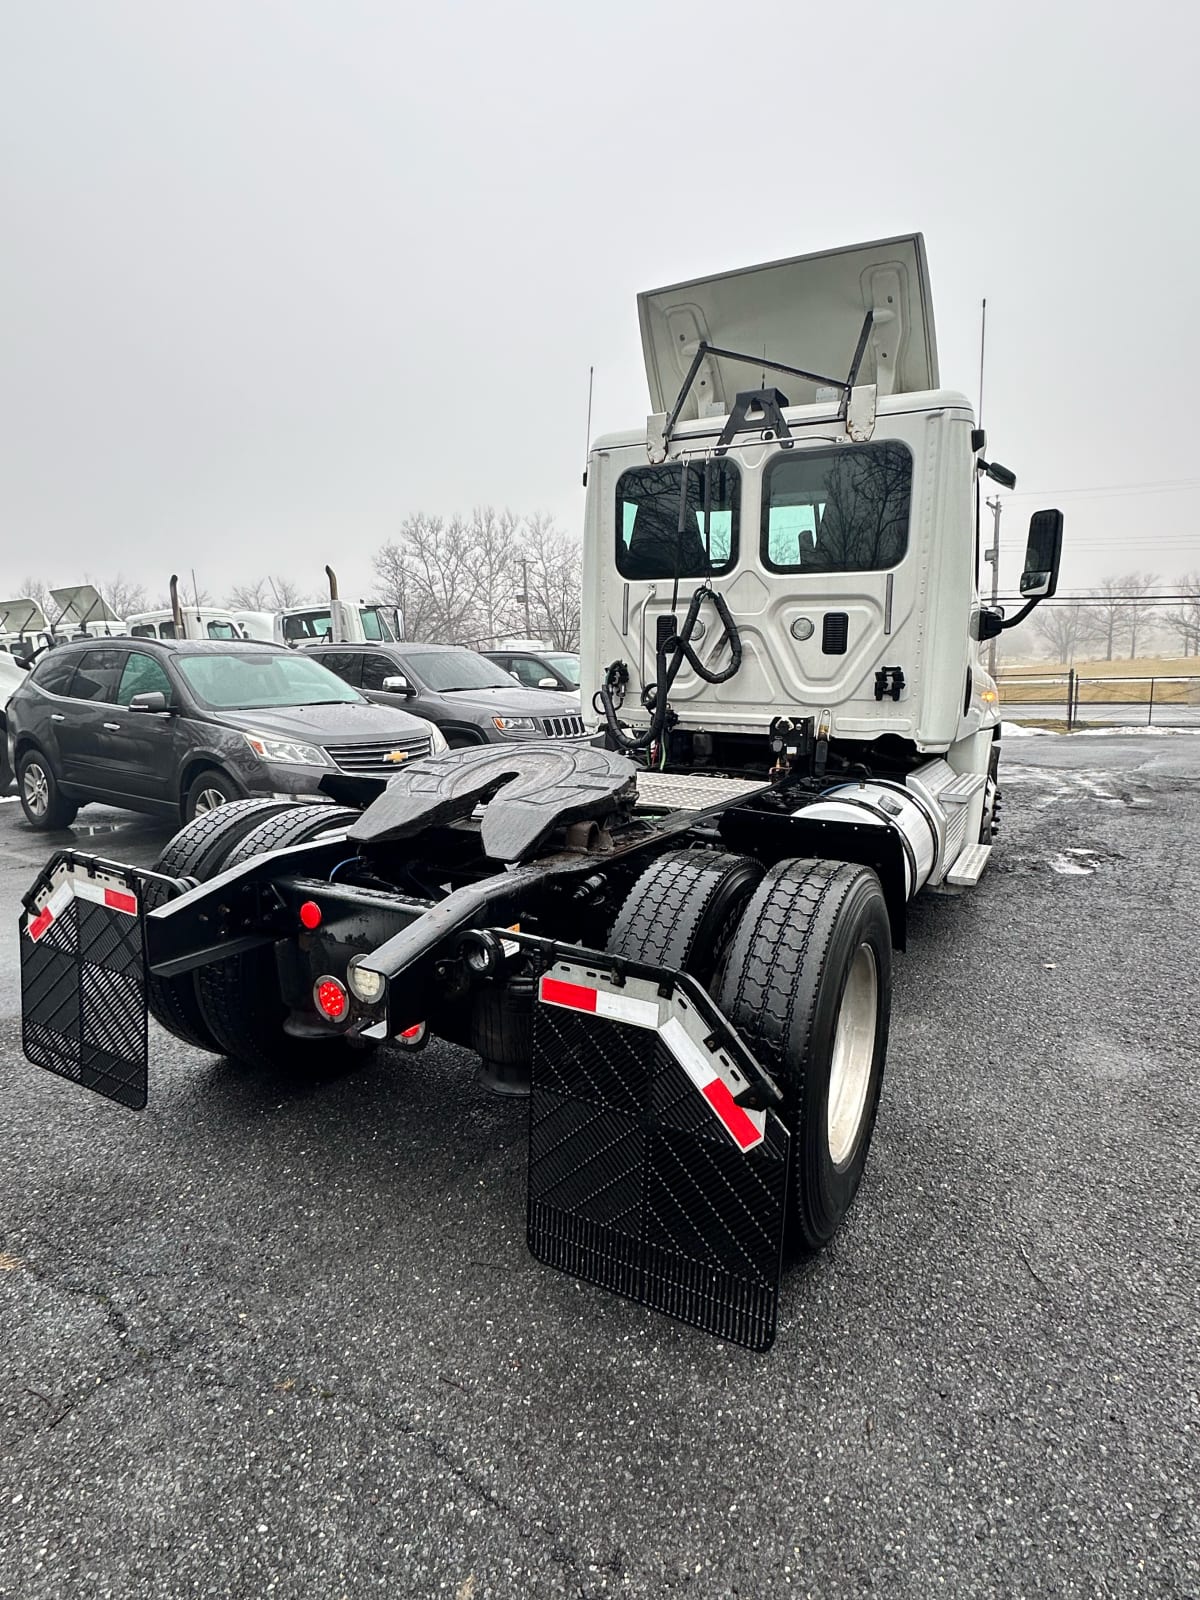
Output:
[{"xmin": 18, "ymin": 236, "xmax": 1061, "ymax": 1350}]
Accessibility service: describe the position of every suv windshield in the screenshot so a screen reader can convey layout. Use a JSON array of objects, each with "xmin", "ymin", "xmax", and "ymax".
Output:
[
  {"xmin": 544, "ymin": 654, "xmax": 580, "ymax": 685},
  {"xmin": 176, "ymin": 651, "xmax": 362, "ymax": 710},
  {"xmin": 405, "ymin": 651, "xmax": 520, "ymax": 693}
]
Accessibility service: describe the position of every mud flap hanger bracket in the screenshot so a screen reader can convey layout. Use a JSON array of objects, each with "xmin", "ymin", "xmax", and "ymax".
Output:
[{"xmin": 506, "ymin": 930, "xmax": 784, "ymax": 1114}]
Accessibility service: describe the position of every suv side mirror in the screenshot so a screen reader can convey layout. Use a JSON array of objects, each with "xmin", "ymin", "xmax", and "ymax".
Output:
[
  {"xmin": 537, "ymin": 676, "xmax": 558, "ymax": 689},
  {"xmin": 1019, "ymin": 509, "xmax": 1064, "ymax": 599},
  {"xmin": 382, "ymin": 674, "xmax": 415, "ymax": 696},
  {"xmin": 128, "ymin": 691, "xmax": 171, "ymax": 713}
]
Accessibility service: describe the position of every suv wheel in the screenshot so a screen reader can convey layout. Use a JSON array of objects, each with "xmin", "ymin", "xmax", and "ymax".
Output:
[
  {"xmin": 183, "ymin": 769, "xmax": 242, "ymax": 822},
  {"xmin": 17, "ymin": 748, "xmax": 79, "ymax": 831}
]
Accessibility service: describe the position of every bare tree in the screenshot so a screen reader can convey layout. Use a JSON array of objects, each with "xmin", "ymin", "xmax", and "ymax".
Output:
[
  {"xmin": 1087, "ymin": 576, "xmax": 1127, "ymax": 661},
  {"xmin": 1165, "ymin": 571, "xmax": 1200, "ymax": 658},
  {"xmin": 99, "ymin": 574, "xmax": 148, "ymax": 619},
  {"xmin": 15, "ymin": 576, "xmax": 54, "ymax": 616},
  {"xmin": 371, "ymin": 508, "xmax": 582, "ymax": 648},
  {"xmin": 468, "ymin": 507, "xmax": 522, "ymax": 644},
  {"xmin": 226, "ymin": 575, "xmax": 310, "ymax": 610},
  {"xmin": 1120, "ymin": 571, "xmax": 1160, "ymax": 657},
  {"xmin": 519, "ymin": 513, "xmax": 582, "ymax": 651},
  {"xmin": 1085, "ymin": 571, "xmax": 1161, "ymax": 659},
  {"xmin": 227, "ymin": 578, "xmax": 270, "ymax": 610},
  {"xmin": 1034, "ymin": 602, "xmax": 1093, "ymax": 666},
  {"xmin": 266, "ymin": 575, "xmax": 310, "ymax": 608},
  {"xmin": 373, "ymin": 514, "xmax": 485, "ymax": 642}
]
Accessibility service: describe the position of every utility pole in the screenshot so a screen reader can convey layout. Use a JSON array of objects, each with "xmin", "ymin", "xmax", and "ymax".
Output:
[
  {"xmin": 520, "ymin": 557, "xmax": 532, "ymax": 638},
  {"xmin": 984, "ymin": 495, "xmax": 1002, "ymax": 678}
]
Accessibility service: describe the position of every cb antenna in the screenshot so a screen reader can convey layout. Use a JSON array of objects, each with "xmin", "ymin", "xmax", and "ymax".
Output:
[
  {"xmin": 975, "ymin": 296, "xmax": 987, "ymax": 584},
  {"xmin": 977, "ymin": 296, "xmax": 987, "ymax": 427},
  {"xmin": 581, "ymin": 365, "xmax": 595, "ymax": 487}
]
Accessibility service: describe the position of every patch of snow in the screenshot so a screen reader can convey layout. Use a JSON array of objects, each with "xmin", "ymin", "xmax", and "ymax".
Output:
[
  {"xmin": 1049, "ymin": 855, "xmax": 1094, "ymax": 875},
  {"xmin": 1068, "ymin": 725, "xmax": 1187, "ymax": 737},
  {"xmin": 1000, "ymin": 721, "xmax": 1044, "ymax": 737}
]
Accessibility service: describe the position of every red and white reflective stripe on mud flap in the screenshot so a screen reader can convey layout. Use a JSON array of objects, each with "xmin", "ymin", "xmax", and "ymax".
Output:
[
  {"xmin": 659, "ymin": 1017, "xmax": 765, "ymax": 1153},
  {"xmin": 537, "ymin": 973, "xmax": 766, "ymax": 1153},
  {"xmin": 26, "ymin": 875, "xmax": 138, "ymax": 942},
  {"xmin": 539, "ymin": 974, "xmax": 660, "ymax": 1029},
  {"xmin": 26, "ymin": 881, "xmax": 73, "ymax": 942},
  {"xmin": 73, "ymin": 879, "xmax": 138, "ymax": 916}
]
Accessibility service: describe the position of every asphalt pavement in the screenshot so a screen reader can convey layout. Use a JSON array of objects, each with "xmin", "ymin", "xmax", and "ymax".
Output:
[{"xmin": 1, "ymin": 733, "xmax": 1197, "ymax": 1598}]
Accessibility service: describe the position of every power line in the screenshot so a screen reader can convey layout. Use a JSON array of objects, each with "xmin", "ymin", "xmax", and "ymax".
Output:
[
  {"xmin": 1004, "ymin": 476, "xmax": 1200, "ymax": 500},
  {"xmin": 997, "ymin": 594, "xmax": 1198, "ymax": 607}
]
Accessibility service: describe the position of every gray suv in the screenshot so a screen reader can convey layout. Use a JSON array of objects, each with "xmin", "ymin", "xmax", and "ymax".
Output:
[
  {"xmin": 306, "ymin": 642, "xmax": 587, "ymax": 748},
  {"xmin": 6, "ymin": 638, "xmax": 445, "ymax": 829},
  {"xmin": 483, "ymin": 648, "xmax": 580, "ymax": 692}
]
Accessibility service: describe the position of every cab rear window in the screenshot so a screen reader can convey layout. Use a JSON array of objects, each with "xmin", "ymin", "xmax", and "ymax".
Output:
[
  {"xmin": 616, "ymin": 461, "xmax": 739, "ymax": 579},
  {"xmin": 761, "ymin": 442, "xmax": 912, "ymax": 573}
]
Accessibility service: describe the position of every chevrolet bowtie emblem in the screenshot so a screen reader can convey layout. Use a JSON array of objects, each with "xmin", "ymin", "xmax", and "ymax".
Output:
[{"xmin": 382, "ymin": 749, "xmax": 410, "ymax": 764}]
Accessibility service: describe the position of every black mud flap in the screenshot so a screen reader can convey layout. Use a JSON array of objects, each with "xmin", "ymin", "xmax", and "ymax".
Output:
[
  {"xmin": 528, "ymin": 955, "xmax": 790, "ymax": 1352},
  {"xmin": 20, "ymin": 853, "xmax": 172, "ymax": 1110}
]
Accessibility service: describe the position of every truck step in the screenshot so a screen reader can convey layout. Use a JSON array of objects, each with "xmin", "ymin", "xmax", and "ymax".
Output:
[
  {"xmin": 938, "ymin": 772, "xmax": 986, "ymax": 804},
  {"xmin": 945, "ymin": 841, "xmax": 992, "ymax": 887},
  {"xmin": 635, "ymin": 772, "xmax": 767, "ymax": 812}
]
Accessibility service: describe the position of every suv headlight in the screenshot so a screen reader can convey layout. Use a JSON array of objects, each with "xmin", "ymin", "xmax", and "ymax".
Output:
[
  {"xmin": 420, "ymin": 718, "xmax": 448, "ymax": 754},
  {"xmin": 492, "ymin": 716, "xmax": 537, "ymax": 734},
  {"xmin": 242, "ymin": 732, "xmax": 333, "ymax": 766}
]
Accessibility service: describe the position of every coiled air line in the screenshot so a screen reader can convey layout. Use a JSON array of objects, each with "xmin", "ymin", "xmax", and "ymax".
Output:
[{"xmin": 598, "ymin": 581, "xmax": 743, "ymax": 755}]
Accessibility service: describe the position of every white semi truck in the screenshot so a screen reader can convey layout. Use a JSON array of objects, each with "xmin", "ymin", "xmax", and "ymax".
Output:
[
  {"xmin": 126, "ymin": 571, "xmax": 399, "ymax": 645},
  {"xmin": 19, "ymin": 235, "xmax": 1061, "ymax": 1350}
]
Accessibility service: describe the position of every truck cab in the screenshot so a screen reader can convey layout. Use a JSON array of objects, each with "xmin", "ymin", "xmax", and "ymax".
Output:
[{"xmin": 581, "ymin": 236, "xmax": 1053, "ymax": 857}]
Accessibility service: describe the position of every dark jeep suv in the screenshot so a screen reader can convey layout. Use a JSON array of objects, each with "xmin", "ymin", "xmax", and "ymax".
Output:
[
  {"xmin": 305, "ymin": 641, "xmax": 588, "ymax": 747},
  {"xmin": 6, "ymin": 638, "xmax": 444, "ymax": 829}
]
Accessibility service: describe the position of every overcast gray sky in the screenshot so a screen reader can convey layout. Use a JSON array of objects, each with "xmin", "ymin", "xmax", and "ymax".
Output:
[{"xmin": 2, "ymin": 0, "xmax": 1196, "ymax": 609}]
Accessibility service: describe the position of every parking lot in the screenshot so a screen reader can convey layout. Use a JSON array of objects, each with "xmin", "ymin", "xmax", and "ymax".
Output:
[{"xmin": 1, "ymin": 731, "xmax": 1197, "ymax": 1598}]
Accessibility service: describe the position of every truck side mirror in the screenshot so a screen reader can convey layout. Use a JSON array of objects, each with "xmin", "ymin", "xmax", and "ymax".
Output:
[
  {"xmin": 979, "ymin": 458, "xmax": 1017, "ymax": 490},
  {"xmin": 382, "ymin": 674, "xmax": 415, "ymax": 696},
  {"xmin": 1019, "ymin": 509, "xmax": 1064, "ymax": 599}
]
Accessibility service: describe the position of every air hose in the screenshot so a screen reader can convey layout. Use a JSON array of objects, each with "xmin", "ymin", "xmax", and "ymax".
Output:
[{"xmin": 597, "ymin": 583, "xmax": 743, "ymax": 754}]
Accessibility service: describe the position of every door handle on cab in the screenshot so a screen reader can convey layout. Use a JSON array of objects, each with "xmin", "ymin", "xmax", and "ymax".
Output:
[
  {"xmin": 103, "ymin": 721, "xmax": 121, "ymax": 732},
  {"xmin": 50, "ymin": 712, "xmax": 66, "ymax": 722}
]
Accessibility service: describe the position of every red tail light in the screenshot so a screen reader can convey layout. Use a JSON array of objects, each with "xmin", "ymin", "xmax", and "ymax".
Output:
[{"xmin": 314, "ymin": 977, "xmax": 348, "ymax": 1021}]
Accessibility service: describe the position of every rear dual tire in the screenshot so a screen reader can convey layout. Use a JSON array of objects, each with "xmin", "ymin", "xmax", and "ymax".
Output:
[
  {"xmin": 146, "ymin": 798, "xmax": 309, "ymax": 1049},
  {"xmin": 717, "ymin": 859, "xmax": 891, "ymax": 1253},
  {"xmin": 193, "ymin": 804, "xmax": 364, "ymax": 1071},
  {"xmin": 607, "ymin": 849, "xmax": 891, "ymax": 1253}
]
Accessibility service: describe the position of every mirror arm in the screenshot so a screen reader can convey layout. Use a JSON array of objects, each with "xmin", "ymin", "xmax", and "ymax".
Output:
[{"xmin": 999, "ymin": 597, "xmax": 1041, "ymax": 632}]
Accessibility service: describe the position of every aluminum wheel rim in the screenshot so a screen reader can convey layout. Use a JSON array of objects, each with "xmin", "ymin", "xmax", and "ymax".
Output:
[
  {"xmin": 826, "ymin": 943, "xmax": 879, "ymax": 1168},
  {"xmin": 23, "ymin": 762, "xmax": 49, "ymax": 818},
  {"xmin": 193, "ymin": 786, "xmax": 228, "ymax": 814}
]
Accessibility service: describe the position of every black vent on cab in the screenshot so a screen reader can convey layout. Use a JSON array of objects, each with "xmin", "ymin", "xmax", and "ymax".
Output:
[{"xmin": 822, "ymin": 612, "xmax": 849, "ymax": 654}]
